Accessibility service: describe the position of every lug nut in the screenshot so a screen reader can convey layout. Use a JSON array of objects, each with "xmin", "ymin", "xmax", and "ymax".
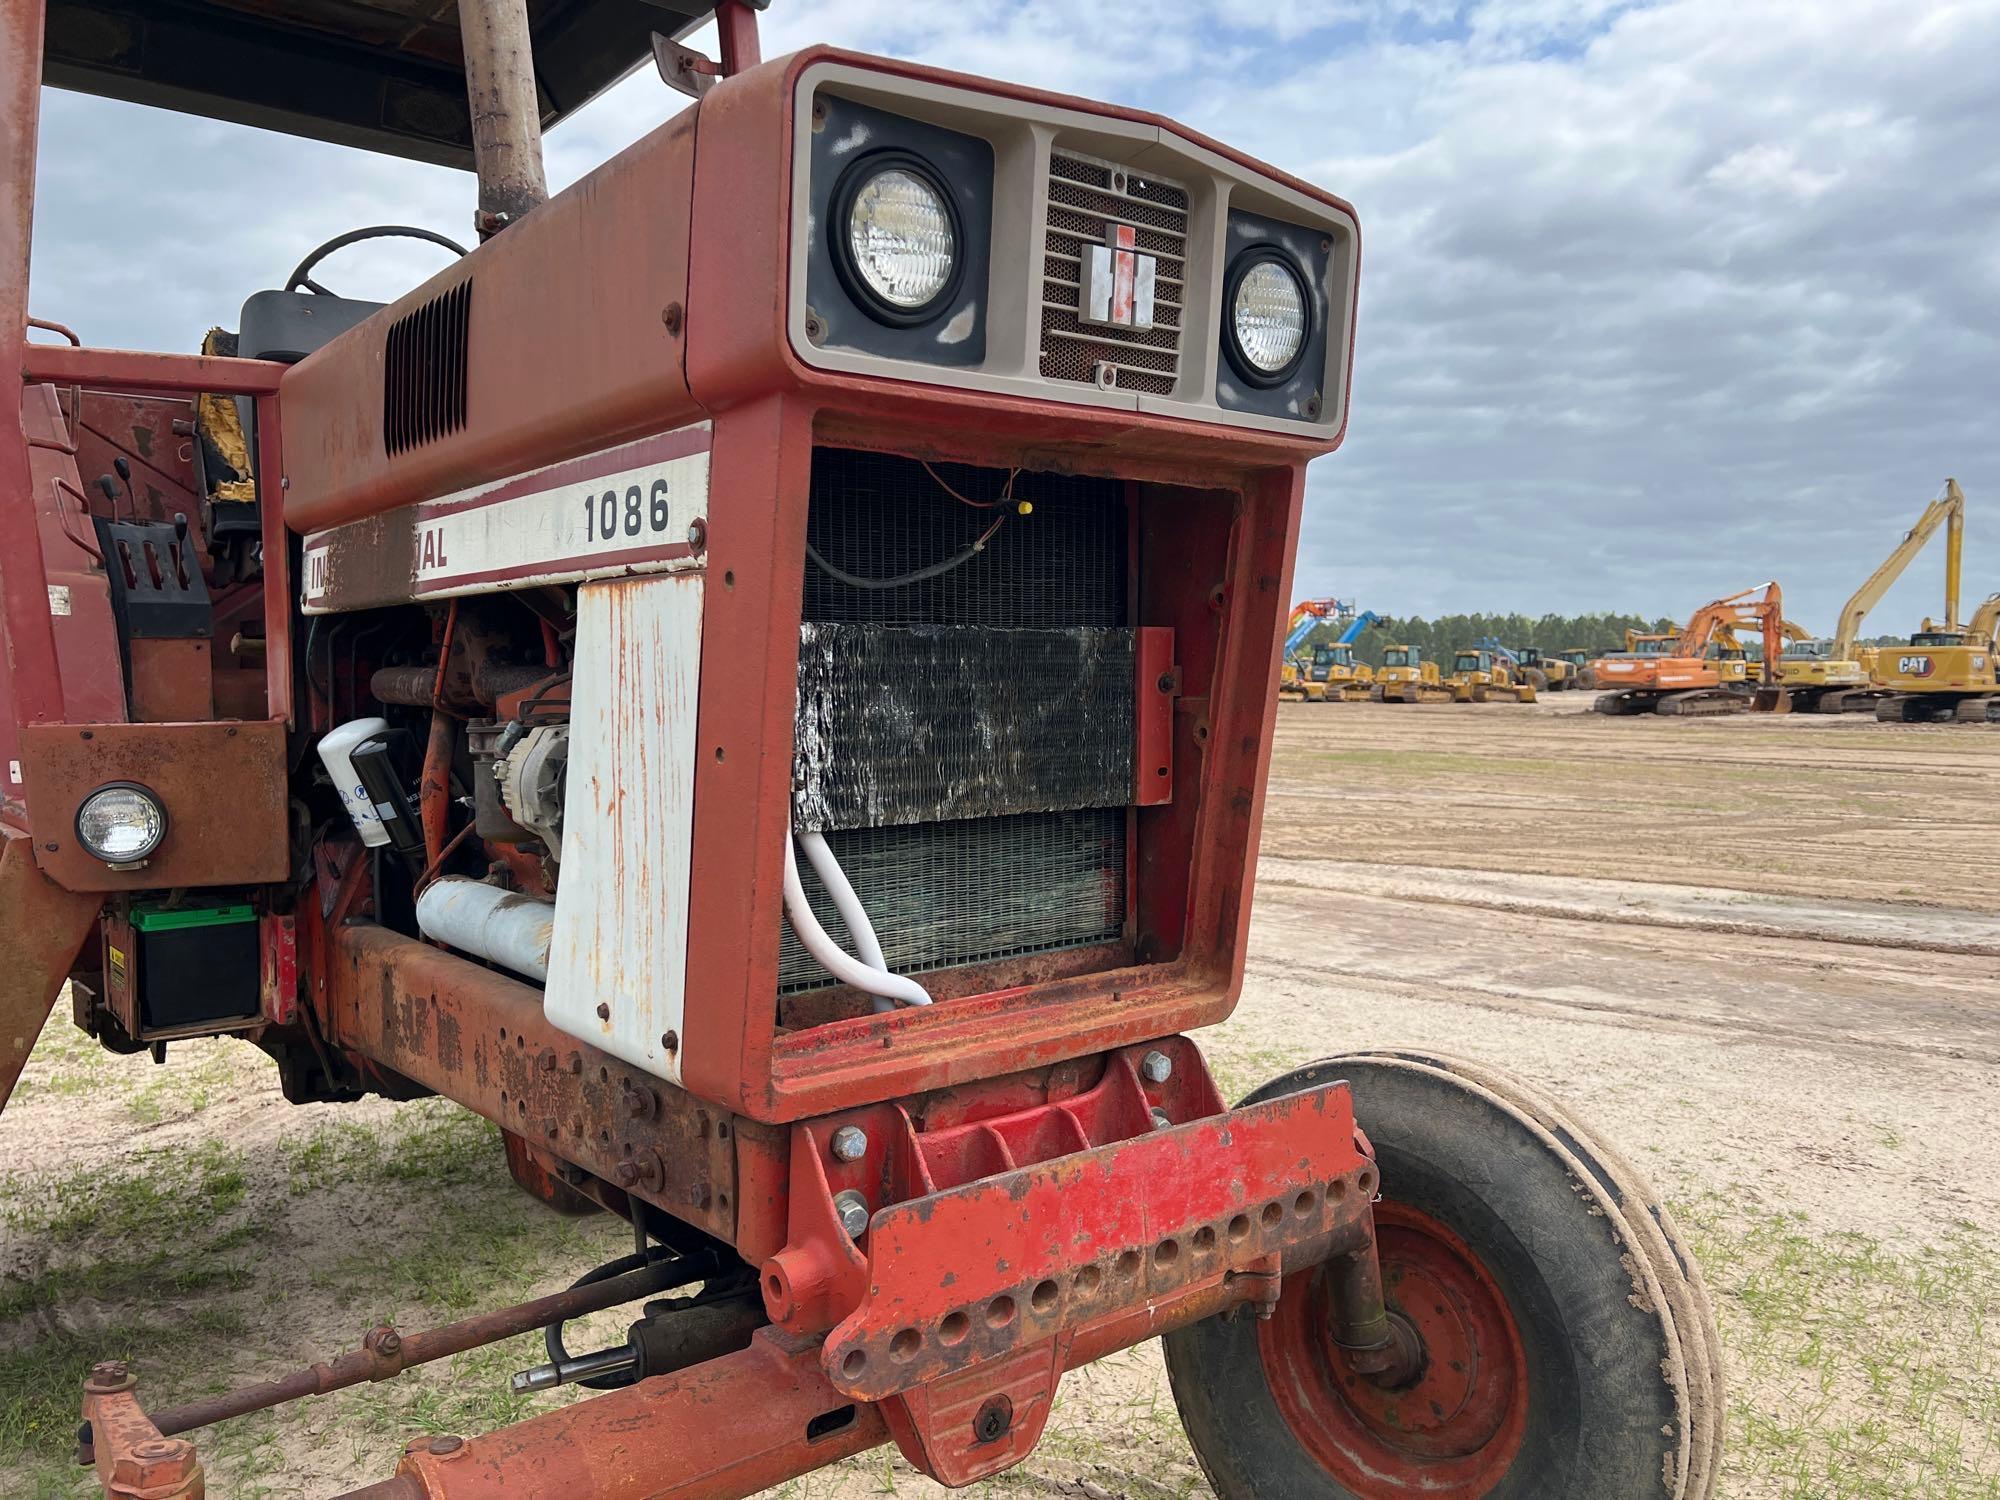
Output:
[
  {"xmin": 834, "ymin": 1190, "xmax": 871, "ymax": 1239},
  {"xmin": 1140, "ymin": 1050, "xmax": 1173, "ymax": 1085},
  {"xmin": 830, "ymin": 1126, "xmax": 868, "ymax": 1162},
  {"xmin": 1151, "ymin": 1107, "xmax": 1173, "ymax": 1131}
]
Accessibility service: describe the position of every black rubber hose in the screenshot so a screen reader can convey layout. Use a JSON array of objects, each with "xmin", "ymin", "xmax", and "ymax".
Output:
[{"xmin": 543, "ymin": 1247, "xmax": 725, "ymax": 1390}]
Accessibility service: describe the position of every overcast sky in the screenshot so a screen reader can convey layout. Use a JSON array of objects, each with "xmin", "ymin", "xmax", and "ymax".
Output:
[{"xmin": 27, "ymin": 0, "xmax": 1998, "ymax": 632}]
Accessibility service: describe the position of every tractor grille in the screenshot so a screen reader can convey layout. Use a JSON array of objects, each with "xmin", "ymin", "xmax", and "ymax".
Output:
[
  {"xmin": 1039, "ymin": 153, "xmax": 1188, "ymax": 397},
  {"xmin": 785, "ymin": 449, "xmax": 1129, "ymax": 994}
]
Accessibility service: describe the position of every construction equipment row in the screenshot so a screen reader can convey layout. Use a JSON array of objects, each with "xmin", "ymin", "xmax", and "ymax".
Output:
[{"xmin": 1278, "ymin": 479, "xmax": 1996, "ymax": 724}]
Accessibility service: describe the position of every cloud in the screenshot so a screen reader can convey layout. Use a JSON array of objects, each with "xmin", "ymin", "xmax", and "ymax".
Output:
[{"xmin": 25, "ymin": 0, "xmax": 1998, "ymax": 633}]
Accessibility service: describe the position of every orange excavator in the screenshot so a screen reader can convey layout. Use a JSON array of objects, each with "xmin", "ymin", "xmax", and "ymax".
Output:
[{"xmin": 1590, "ymin": 582, "xmax": 1788, "ymax": 716}]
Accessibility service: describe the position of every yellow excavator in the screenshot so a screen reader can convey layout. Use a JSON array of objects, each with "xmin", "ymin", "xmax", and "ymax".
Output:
[
  {"xmin": 1875, "ymin": 591, "xmax": 2000, "ymax": 722},
  {"xmin": 1783, "ymin": 478, "xmax": 1965, "ymax": 713},
  {"xmin": 1772, "ymin": 619, "xmax": 1869, "ymax": 713},
  {"xmin": 1371, "ymin": 644, "xmax": 1454, "ymax": 703}
]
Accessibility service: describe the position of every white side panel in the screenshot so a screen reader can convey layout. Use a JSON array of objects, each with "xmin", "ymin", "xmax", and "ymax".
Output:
[{"xmin": 544, "ymin": 572, "xmax": 703, "ymax": 1083}]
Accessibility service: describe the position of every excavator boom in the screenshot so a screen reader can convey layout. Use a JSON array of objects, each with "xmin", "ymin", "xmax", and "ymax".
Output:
[{"xmin": 1832, "ymin": 479, "xmax": 1964, "ymax": 658}]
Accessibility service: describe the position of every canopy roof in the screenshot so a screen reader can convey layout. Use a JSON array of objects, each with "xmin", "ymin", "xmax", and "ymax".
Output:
[{"xmin": 42, "ymin": 1, "xmax": 723, "ymax": 168}]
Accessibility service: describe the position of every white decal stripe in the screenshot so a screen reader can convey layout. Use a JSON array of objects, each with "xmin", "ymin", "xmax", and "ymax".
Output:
[{"xmin": 302, "ymin": 425, "xmax": 712, "ymax": 614}]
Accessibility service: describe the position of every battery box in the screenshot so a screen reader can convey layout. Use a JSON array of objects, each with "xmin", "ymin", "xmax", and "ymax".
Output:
[{"xmin": 104, "ymin": 901, "xmax": 262, "ymax": 1037}]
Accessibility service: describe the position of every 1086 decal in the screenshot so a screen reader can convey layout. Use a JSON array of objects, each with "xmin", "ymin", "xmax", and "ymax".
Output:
[
  {"xmin": 302, "ymin": 425, "xmax": 711, "ymax": 613},
  {"xmin": 582, "ymin": 479, "xmax": 674, "ymax": 543}
]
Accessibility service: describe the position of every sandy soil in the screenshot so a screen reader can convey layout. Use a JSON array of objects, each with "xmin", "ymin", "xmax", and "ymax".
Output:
[{"xmin": 4, "ymin": 697, "xmax": 1996, "ymax": 1498}]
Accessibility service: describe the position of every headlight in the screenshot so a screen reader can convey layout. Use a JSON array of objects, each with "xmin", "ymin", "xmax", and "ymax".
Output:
[
  {"xmin": 1224, "ymin": 250, "xmax": 1310, "ymax": 386},
  {"xmin": 833, "ymin": 153, "xmax": 961, "ymax": 323},
  {"xmin": 75, "ymin": 782, "xmax": 167, "ymax": 866}
]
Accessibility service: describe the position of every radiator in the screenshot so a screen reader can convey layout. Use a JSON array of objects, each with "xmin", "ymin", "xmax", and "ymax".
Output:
[{"xmin": 782, "ymin": 449, "xmax": 1131, "ymax": 993}]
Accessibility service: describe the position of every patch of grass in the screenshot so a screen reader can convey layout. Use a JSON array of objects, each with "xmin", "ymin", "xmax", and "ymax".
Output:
[
  {"xmin": 0, "ymin": 1099, "xmax": 604, "ymax": 1496},
  {"xmin": 277, "ymin": 1100, "xmax": 500, "ymax": 1195},
  {"xmin": 1679, "ymin": 1197, "xmax": 2000, "ymax": 1498},
  {"xmin": 0, "ymin": 1135, "xmax": 248, "ymax": 1244}
]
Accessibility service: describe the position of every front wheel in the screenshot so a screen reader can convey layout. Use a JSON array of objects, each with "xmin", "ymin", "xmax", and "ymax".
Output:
[{"xmin": 1164, "ymin": 1053, "xmax": 1719, "ymax": 1499}]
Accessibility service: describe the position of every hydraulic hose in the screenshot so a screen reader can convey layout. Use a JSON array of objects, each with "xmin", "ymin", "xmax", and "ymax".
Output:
[
  {"xmin": 796, "ymin": 830, "xmax": 888, "ymax": 973},
  {"xmin": 782, "ymin": 823, "xmax": 932, "ymax": 1010}
]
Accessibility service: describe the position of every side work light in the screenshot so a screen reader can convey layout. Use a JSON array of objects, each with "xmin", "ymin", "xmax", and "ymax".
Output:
[{"xmin": 75, "ymin": 782, "xmax": 168, "ymax": 867}]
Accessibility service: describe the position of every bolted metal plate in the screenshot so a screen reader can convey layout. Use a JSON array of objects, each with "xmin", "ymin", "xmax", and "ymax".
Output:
[{"xmin": 822, "ymin": 1076, "xmax": 1372, "ymax": 1401}]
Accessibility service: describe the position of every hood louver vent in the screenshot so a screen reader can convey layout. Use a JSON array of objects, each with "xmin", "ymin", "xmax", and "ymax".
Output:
[{"xmin": 383, "ymin": 280, "xmax": 471, "ymax": 456}]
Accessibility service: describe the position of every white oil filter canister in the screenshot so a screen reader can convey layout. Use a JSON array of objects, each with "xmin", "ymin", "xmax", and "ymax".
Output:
[{"xmin": 317, "ymin": 716, "xmax": 393, "ymax": 847}]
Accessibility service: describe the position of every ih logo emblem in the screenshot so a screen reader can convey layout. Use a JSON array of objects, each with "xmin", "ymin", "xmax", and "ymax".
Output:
[{"xmin": 1081, "ymin": 223, "xmax": 1157, "ymax": 332}]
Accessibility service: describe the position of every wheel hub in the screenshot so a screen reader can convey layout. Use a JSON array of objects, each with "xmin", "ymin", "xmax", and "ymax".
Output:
[{"xmin": 1259, "ymin": 1201, "xmax": 1529, "ymax": 1495}]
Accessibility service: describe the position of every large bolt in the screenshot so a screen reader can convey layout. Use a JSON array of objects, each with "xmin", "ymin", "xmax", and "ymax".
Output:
[
  {"xmin": 834, "ymin": 1190, "xmax": 871, "ymax": 1240},
  {"xmin": 1140, "ymin": 1050, "xmax": 1173, "ymax": 1085},
  {"xmin": 1151, "ymin": 1107, "xmax": 1173, "ymax": 1131},
  {"xmin": 829, "ymin": 1126, "xmax": 868, "ymax": 1163}
]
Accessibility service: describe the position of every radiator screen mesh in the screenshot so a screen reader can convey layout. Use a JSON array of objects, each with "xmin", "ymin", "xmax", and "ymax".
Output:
[{"xmin": 785, "ymin": 450, "xmax": 1131, "ymax": 994}]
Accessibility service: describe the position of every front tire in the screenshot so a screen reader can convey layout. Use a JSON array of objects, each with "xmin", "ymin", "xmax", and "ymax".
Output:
[{"xmin": 1164, "ymin": 1054, "xmax": 1716, "ymax": 1499}]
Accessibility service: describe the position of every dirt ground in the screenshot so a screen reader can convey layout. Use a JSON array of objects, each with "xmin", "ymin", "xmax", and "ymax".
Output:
[{"xmin": 4, "ymin": 696, "xmax": 1997, "ymax": 1499}]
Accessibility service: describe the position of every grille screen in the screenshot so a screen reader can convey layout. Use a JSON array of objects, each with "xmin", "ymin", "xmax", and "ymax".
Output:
[
  {"xmin": 778, "ymin": 811, "xmax": 1126, "ymax": 993},
  {"xmin": 1039, "ymin": 153, "xmax": 1188, "ymax": 397},
  {"xmin": 803, "ymin": 449, "xmax": 1124, "ymax": 627},
  {"xmin": 787, "ymin": 450, "xmax": 1130, "ymax": 994},
  {"xmin": 383, "ymin": 279, "xmax": 470, "ymax": 456}
]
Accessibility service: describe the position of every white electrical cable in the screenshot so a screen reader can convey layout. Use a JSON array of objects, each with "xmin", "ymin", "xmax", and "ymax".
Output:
[
  {"xmin": 798, "ymin": 830, "xmax": 889, "ymax": 973},
  {"xmin": 782, "ymin": 824, "xmax": 932, "ymax": 1010}
]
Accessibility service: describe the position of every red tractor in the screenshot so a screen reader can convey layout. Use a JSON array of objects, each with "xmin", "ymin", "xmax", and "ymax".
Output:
[{"xmin": 0, "ymin": 3, "xmax": 1721, "ymax": 1496}]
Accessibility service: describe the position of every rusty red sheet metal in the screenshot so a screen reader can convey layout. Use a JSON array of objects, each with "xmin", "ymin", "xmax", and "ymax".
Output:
[
  {"xmin": 815, "ymin": 1061, "xmax": 1371, "ymax": 1402},
  {"xmin": 1134, "ymin": 623, "xmax": 1176, "ymax": 806},
  {"xmin": 18, "ymin": 718, "xmax": 289, "ymax": 892},
  {"xmin": 0, "ymin": 825, "xmax": 102, "ymax": 1115},
  {"xmin": 320, "ymin": 924, "xmax": 740, "ymax": 1241}
]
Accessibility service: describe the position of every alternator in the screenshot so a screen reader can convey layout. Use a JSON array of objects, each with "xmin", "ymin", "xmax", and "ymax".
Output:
[{"xmin": 499, "ymin": 725, "xmax": 568, "ymax": 861}]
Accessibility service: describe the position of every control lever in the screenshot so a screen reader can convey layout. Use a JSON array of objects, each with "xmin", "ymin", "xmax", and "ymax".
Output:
[
  {"xmin": 113, "ymin": 457, "xmax": 139, "ymax": 514},
  {"xmin": 95, "ymin": 473, "xmax": 122, "ymax": 518},
  {"xmin": 172, "ymin": 512, "xmax": 193, "ymax": 587}
]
